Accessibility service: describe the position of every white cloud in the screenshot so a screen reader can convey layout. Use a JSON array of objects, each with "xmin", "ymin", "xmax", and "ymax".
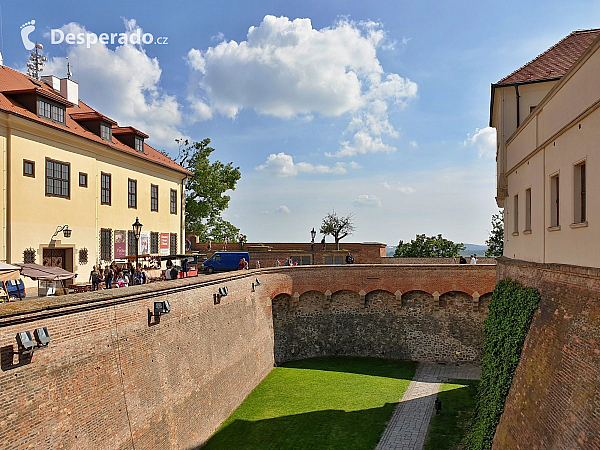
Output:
[
  {"xmin": 43, "ymin": 20, "xmax": 187, "ymax": 148},
  {"xmin": 409, "ymin": 140, "xmax": 418, "ymax": 148},
  {"xmin": 275, "ymin": 205, "xmax": 291, "ymax": 214},
  {"xmin": 261, "ymin": 205, "xmax": 292, "ymax": 215},
  {"xmin": 255, "ymin": 152, "xmax": 356, "ymax": 177},
  {"xmin": 187, "ymin": 15, "xmax": 417, "ymax": 157},
  {"xmin": 465, "ymin": 127, "xmax": 497, "ymax": 159},
  {"xmin": 353, "ymin": 194, "xmax": 382, "ymax": 207},
  {"xmin": 381, "ymin": 182, "xmax": 416, "ymax": 194}
]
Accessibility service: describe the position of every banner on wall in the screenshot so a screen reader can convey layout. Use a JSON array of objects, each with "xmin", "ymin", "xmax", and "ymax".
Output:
[
  {"xmin": 160, "ymin": 233, "xmax": 170, "ymax": 255},
  {"xmin": 114, "ymin": 230, "xmax": 126, "ymax": 259},
  {"xmin": 139, "ymin": 232, "xmax": 150, "ymax": 255}
]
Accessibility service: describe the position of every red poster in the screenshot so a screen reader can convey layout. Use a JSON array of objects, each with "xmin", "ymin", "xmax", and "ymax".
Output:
[
  {"xmin": 160, "ymin": 233, "xmax": 170, "ymax": 255},
  {"xmin": 114, "ymin": 230, "xmax": 126, "ymax": 259}
]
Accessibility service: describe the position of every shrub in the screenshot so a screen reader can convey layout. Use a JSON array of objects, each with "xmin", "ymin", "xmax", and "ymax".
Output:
[{"xmin": 463, "ymin": 279, "xmax": 540, "ymax": 449}]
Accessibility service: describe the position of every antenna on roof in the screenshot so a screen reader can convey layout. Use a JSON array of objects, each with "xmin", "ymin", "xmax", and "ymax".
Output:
[
  {"xmin": 66, "ymin": 56, "xmax": 72, "ymax": 80},
  {"xmin": 26, "ymin": 42, "xmax": 46, "ymax": 79}
]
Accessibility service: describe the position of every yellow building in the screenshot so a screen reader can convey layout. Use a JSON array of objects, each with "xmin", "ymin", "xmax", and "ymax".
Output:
[
  {"xmin": 490, "ymin": 29, "xmax": 600, "ymax": 266},
  {"xmin": 0, "ymin": 66, "xmax": 191, "ymax": 288}
]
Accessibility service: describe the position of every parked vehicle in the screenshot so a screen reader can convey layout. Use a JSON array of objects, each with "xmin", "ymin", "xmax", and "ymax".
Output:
[
  {"xmin": 6, "ymin": 278, "xmax": 26, "ymax": 299},
  {"xmin": 203, "ymin": 252, "xmax": 250, "ymax": 274}
]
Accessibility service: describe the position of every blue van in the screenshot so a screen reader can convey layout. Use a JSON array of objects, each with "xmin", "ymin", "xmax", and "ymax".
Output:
[
  {"xmin": 6, "ymin": 279, "xmax": 26, "ymax": 299},
  {"xmin": 203, "ymin": 252, "xmax": 250, "ymax": 274}
]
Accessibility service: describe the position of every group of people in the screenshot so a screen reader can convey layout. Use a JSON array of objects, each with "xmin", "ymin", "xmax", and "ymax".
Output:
[
  {"xmin": 88, "ymin": 262, "xmax": 150, "ymax": 291},
  {"xmin": 275, "ymin": 257, "xmax": 298, "ymax": 267},
  {"xmin": 452, "ymin": 255, "xmax": 478, "ymax": 264}
]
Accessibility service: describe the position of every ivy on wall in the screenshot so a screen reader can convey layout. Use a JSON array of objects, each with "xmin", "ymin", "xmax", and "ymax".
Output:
[{"xmin": 463, "ymin": 279, "xmax": 541, "ymax": 450}]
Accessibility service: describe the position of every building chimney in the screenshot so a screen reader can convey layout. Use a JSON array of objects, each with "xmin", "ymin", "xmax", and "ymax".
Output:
[
  {"xmin": 60, "ymin": 78, "xmax": 78, "ymax": 105},
  {"xmin": 41, "ymin": 75, "xmax": 61, "ymax": 91}
]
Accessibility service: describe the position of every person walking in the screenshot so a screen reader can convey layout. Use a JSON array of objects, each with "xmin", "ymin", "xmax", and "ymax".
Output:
[
  {"xmin": 207, "ymin": 239, "xmax": 212, "ymax": 252},
  {"xmin": 346, "ymin": 252, "xmax": 355, "ymax": 264},
  {"xmin": 223, "ymin": 237, "xmax": 228, "ymax": 251},
  {"xmin": 238, "ymin": 258, "xmax": 245, "ymax": 270},
  {"xmin": 89, "ymin": 265, "xmax": 100, "ymax": 291},
  {"xmin": 470, "ymin": 254, "xmax": 477, "ymax": 264},
  {"xmin": 104, "ymin": 265, "xmax": 113, "ymax": 289}
]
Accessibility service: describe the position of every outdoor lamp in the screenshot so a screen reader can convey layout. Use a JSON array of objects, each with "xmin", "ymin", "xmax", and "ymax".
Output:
[
  {"xmin": 34, "ymin": 327, "xmax": 50, "ymax": 347},
  {"xmin": 50, "ymin": 225, "xmax": 72, "ymax": 241},
  {"xmin": 310, "ymin": 227, "xmax": 316, "ymax": 242},
  {"xmin": 153, "ymin": 300, "xmax": 171, "ymax": 317},
  {"xmin": 132, "ymin": 217, "xmax": 143, "ymax": 240},
  {"xmin": 16, "ymin": 331, "xmax": 35, "ymax": 354}
]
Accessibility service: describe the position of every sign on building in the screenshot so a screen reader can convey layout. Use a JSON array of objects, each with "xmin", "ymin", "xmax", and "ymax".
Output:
[
  {"xmin": 114, "ymin": 230, "xmax": 126, "ymax": 259},
  {"xmin": 160, "ymin": 233, "xmax": 170, "ymax": 255}
]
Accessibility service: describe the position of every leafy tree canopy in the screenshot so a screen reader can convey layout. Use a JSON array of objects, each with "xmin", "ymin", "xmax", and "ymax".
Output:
[
  {"xmin": 320, "ymin": 211, "xmax": 356, "ymax": 250},
  {"xmin": 485, "ymin": 211, "xmax": 504, "ymax": 257},
  {"xmin": 175, "ymin": 138, "xmax": 242, "ymax": 242},
  {"xmin": 393, "ymin": 234, "xmax": 465, "ymax": 258}
]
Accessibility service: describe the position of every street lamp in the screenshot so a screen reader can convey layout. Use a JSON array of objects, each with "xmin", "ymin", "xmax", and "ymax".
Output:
[
  {"xmin": 310, "ymin": 227, "xmax": 316, "ymax": 264},
  {"xmin": 50, "ymin": 225, "xmax": 72, "ymax": 242},
  {"xmin": 132, "ymin": 217, "xmax": 143, "ymax": 268}
]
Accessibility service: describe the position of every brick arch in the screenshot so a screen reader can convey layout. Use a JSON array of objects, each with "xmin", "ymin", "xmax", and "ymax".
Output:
[
  {"xmin": 401, "ymin": 290, "xmax": 433, "ymax": 309},
  {"xmin": 297, "ymin": 290, "xmax": 325, "ymax": 314},
  {"xmin": 271, "ymin": 293, "xmax": 292, "ymax": 317},
  {"xmin": 439, "ymin": 291, "xmax": 472, "ymax": 311},
  {"xmin": 330, "ymin": 289, "xmax": 362, "ymax": 312},
  {"xmin": 365, "ymin": 289, "xmax": 398, "ymax": 311}
]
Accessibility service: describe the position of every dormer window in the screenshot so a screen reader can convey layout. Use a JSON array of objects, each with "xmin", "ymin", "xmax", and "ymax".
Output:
[
  {"xmin": 101, "ymin": 123, "xmax": 112, "ymax": 141},
  {"xmin": 38, "ymin": 100, "xmax": 51, "ymax": 119},
  {"xmin": 37, "ymin": 99, "xmax": 65, "ymax": 124},
  {"xmin": 135, "ymin": 136, "xmax": 144, "ymax": 153}
]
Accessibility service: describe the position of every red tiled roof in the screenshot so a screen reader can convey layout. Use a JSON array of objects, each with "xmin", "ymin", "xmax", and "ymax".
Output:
[
  {"xmin": 70, "ymin": 111, "xmax": 118, "ymax": 125},
  {"xmin": 495, "ymin": 29, "xmax": 600, "ymax": 85},
  {"xmin": 0, "ymin": 65, "xmax": 191, "ymax": 176},
  {"xmin": 112, "ymin": 126, "xmax": 149, "ymax": 139}
]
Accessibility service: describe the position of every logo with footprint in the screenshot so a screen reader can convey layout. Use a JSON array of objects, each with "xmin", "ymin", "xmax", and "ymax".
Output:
[{"xmin": 21, "ymin": 20, "xmax": 36, "ymax": 50}]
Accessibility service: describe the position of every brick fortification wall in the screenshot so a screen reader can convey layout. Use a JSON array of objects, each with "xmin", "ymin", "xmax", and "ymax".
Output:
[
  {"xmin": 0, "ymin": 272, "xmax": 287, "ymax": 450},
  {"xmin": 0, "ymin": 264, "xmax": 495, "ymax": 449},
  {"xmin": 385, "ymin": 257, "xmax": 497, "ymax": 265},
  {"xmin": 272, "ymin": 265, "xmax": 496, "ymax": 364},
  {"xmin": 493, "ymin": 257, "xmax": 600, "ymax": 450}
]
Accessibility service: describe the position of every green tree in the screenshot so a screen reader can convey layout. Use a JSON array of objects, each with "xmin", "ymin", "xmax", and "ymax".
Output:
[
  {"xmin": 485, "ymin": 211, "xmax": 504, "ymax": 257},
  {"xmin": 320, "ymin": 210, "xmax": 356, "ymax": 250},
  {"xmin": 393, "ymin": 234, "xmax": 465, "ymax": 257},
  {"xmin": 175, "ymin": 138, "xmax": 242, "ymax": 242}
]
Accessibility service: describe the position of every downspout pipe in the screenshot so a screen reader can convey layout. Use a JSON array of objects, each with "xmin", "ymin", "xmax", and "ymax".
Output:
[
  {"xmin": 6, "ymin": 116, "xmax": 11, "ymax": 263},
  {"xmin": 515, "ymin": 85, "xmax": 520, "ymax": 128},
  {"xmin": 181, "ymin": 175, "xmax": 186, "ymax": 254}
]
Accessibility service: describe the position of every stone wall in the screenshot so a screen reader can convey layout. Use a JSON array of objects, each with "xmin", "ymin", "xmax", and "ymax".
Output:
[
  {"xmin": 385, "ymin": 257, "xmax": 497, "ymax": 265},
  {"xmin": 0, "ymin": 273, "xmax": 285, "ymax": 450},
  {"xmin": 272, "ymin": 288, "xmax": 491, "ymax": 364},
  {"xmin": 493, "ymin": 257, "xmax": 600, "ymax": 449}
]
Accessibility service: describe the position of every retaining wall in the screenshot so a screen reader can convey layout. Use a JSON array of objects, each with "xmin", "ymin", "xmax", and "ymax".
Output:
[{"xmin": 493, "ymin": 257, "xmax": 600, "ymax": 449}]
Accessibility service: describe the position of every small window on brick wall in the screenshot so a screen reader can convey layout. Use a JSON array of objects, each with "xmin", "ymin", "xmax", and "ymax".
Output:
[{"xmin": 23, "ymin": 248, "xmax": 36, "ymax": 264}]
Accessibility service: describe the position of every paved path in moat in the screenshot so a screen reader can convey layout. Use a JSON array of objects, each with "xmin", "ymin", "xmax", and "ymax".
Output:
[{"xmin": 376, "ymin": 362, "xmax": 481, "ymax": 450}]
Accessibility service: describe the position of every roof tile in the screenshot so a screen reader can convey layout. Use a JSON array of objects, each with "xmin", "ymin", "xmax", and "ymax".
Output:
[
  {"xmin": 496, "ymin": 29, "xmax": 600, "ymax": 85},
  {"xmin": 0, "ymin": 65, "xmax": 191, "ymax": 176}
]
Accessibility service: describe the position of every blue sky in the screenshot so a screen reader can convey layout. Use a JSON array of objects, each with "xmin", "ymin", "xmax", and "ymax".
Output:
[{"xmin": 3, "ymin": 1, "xmax": 600, "ymax": 245}]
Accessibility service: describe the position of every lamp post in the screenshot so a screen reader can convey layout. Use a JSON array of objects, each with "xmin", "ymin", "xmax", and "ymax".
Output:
[
  {"xmin": 310, "ymin": 227, "xmax": 316, "ymax": 265},
  {"xmin": 132, "ymin": 217, "xmax": 143, "ymax": 269},
  {"xmin": 50, "ymin": 225, "xmax": 72, "ymax": 243}
]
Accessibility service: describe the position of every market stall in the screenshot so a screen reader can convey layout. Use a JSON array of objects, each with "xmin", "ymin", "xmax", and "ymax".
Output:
[{"xmin": 16, "ymin": 263, "xmax": 77, "ymax": 296}]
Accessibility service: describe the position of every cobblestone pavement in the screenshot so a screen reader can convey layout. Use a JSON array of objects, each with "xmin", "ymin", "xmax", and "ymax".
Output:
[{"xmin": 376, "ymin": 362, "xmax": 481, "ymax": 450}]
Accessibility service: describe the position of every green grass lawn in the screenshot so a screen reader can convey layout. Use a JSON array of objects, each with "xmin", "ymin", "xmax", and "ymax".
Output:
[
  {"xmin": 203, "ymin": 357, "xmax": 417, "ymax": 450},
  {"xmin": 423, "ymin": 379, "xmax": 479, "ymax": 450}
]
